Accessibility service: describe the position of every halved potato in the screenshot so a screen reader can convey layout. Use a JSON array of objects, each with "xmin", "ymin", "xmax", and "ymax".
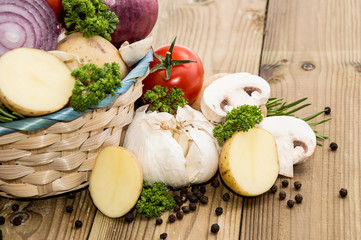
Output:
[
  {"xmin": 89, "ymin": 146, "xmax": 143, "ymax": 218},
  {"xmin": 219, "ymin": 128, "xmax": 279, "ymax": 196}
]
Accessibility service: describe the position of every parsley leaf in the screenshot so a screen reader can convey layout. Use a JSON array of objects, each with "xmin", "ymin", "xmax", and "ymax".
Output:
[
  {"xmin": 213, "ymin": 105, "xmax": 263, "ymax": 143},
  {"xmin": 70, "ymin": 62, "xmax": 122, "ymax": 112},
  {"xmin": 62, "ymin": 0, "xmax": 119, "ymax": 41},
  {"xmin": 136, "ymin": 182, "xmax": 175, "ymax": 218}
]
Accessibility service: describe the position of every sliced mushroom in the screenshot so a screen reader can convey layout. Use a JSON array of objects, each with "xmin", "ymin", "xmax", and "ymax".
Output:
[
  {"xmin": 200, "ymin": 72, "xmax": 270, "ymax": 124},
  {"xmin": 256, "ymin": 116, "xmax": 316, "ymax": 177}
]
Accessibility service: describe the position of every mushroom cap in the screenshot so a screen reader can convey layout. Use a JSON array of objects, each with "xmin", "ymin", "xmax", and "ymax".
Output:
[
  {"xmin": 200, "ymin": 72, "xmax": 270, "ymax": 124},
  {"xmin": 257, "ymin": 116, "xmax": 316, "ymax": 177}
]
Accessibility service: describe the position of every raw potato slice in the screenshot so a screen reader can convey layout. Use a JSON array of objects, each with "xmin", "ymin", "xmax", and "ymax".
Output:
[
  {"xmin": 219, "ymin": 128, "xmax": 279, "ymax": 196},
  {"xmin": 89, "ymin": 146, "xmax": 143, "ymax": 218},
  {"xmin": 0, "ymin": 48, "xmax": 75, "ymax": 116}
]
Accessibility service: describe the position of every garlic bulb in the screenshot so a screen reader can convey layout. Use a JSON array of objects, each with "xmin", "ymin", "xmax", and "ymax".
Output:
[{"xmin": 123, "ymin": 105, "xmax": 220, "ymax": 188}]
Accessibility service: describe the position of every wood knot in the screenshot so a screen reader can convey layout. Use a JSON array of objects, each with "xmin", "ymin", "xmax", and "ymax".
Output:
[
  {"xmin": 301, "ymin": 62, "xmax": 316, "ymax": 71},
  {"xmin": 10, "ymin": 212, "xmax": 30, "ymax": 226}
]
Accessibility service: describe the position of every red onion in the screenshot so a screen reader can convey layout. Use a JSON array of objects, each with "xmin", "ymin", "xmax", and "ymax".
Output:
[
  {"xmin": 104, "ymin": 0, "xmax": 158, "ymax": 47},
  {"xmin": 0, "ymin": 0, "xmax": 60, "ymax": 56}
]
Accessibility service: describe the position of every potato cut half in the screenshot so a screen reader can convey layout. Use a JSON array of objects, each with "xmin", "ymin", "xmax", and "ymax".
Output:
[
  {"xmin": 219, "ymin": 128, "xmax": 279, "ymax": 196},
  {"xmin": 0, "ymin": 48, "xmax": 75, "ymax": 116},
  {"xmin": 89, "ymin": 147, "xmax": 143, "ymax": 218}
]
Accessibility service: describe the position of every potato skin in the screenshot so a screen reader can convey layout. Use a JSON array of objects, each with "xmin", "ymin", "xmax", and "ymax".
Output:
[{"xmin": 56, "ymin": 33, "xmax": 129, "ymax": 77}]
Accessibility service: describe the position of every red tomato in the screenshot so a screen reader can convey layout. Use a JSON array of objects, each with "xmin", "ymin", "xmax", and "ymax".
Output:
[
  {"xmin": 46, "ymin": 0, "xmax": 62, "ymax": 19},
  {"xmin": 143, "ymin": 44, "xmax": 204, "ymax": 104}
]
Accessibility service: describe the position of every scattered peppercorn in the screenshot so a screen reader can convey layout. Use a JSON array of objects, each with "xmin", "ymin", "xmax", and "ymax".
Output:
[
  {"xmin": 287, "ymin": 200, "xmax": 295, "ymax": 208},
  {"xmin": 124, "ymin": 212, "xmax": 135, "ymax": 223},
  {"xmin": 182, "ymin": 206, "xmax": 190, "ymax": 214},
  {"xmin": 339, "ymin": 188, "xmax": 348, "ymax": 198},
  {"xmin": 168, "ymin": 214, "xmax": 176, "ymax": 223},
  {"xmin": 191, "ymin": 185, "xmax": 199, "ymax": 193},
  {"xmin": 279, "ymin": 191, "xmax": 286, "ymax": 200},
  {"xmin": 200, "ymin": 195, "xmax": 209, "ymax": 204},
  {"xmin": 294, "ymin": 181, "xmax": 302, "ymax": 190},
  {"xmin": 211, "ymin": 223, "xmax": 220, "ymax": 233},
  {"xmin": 181, "ymin": 195, "xmax": 187, "ymax": 203},
  {"xmin": 189, "ymin": 203, "xmax": 197, "ymax": 211},
  {"xmin": 189, "ymin": 195, "xmax": 198, "ymax": 203},
  {"xmin": 196, "ymin": 192, "xmax": 204, "ymax": 200},
  {"xmin": 0, "ymin": 216, "xmax": 5, "ymax": 225},
  {"xmin": 186, "ymin": 191, "xmax": 194, "ymax": 199},
  {"xmin": 180, "ymin": 189, "xmax": 188, "ymax": 196},
  {"xmin": 176, "ymin": 211, "xmax": 184, "ymax": 220},
  {"xmin": 215, "ymin": 207, "xmax": 223, "ymax": 216},
  {"xmin": 295, "ymin": 194, "xmax": 303, "ymax": 204},
  {"xmin": 66, "ymin": 206, "xmax": 73, "ymax": 213},
  {"xmin": 281, "ymin": 180, "xmax": 289, "ymax": 188},
  {"xmin": 12, "ymin": 216, "xmax": 22, "ymax": 226},
  {"xmin": 222, "ymin": 193, "xmax": 230, "ymax": 201},
  {"xmin": 330, "ymin": 142, "xmax": 338, "ymax": 151},
  {"xmin": 11, "ymin": 204, "xmax": 19, "ymax": 212},
  {"xmin": 173, "ymin": 205, "xmax": 181, "ymax": 212},
  {"xmin": 200, "ymin": 186, "xmax": 206, "ymax": 194},
  {"xmin": 75, "ymin": 220, "xmax": 83, "ymax": 228},
  {"xmin": 270, "ymin": 185, "xmax": 278, "ymax": 193},
  {"xmin": 160, "ymin": 233, "xmax": 168, "ymax": 239},
  {"xmin": 155, "ymin": 218, "xmax": 163, "ymax": 225},
  {"xmin": 211, "ymin": 179, "xmax": 220, "ymax": 188},
  {"xmin": 324, "ymin": 107, "xmax": 331, "ymax": 115},
  {"xmin": 174, "ymin": 195, "xmax": 183, "ymax": 205}
]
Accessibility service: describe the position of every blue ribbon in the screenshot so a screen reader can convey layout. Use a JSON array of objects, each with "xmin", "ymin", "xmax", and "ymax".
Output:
[{"xmin": 0, "ymin": 50, "xmax": 153, "ymax": 136}]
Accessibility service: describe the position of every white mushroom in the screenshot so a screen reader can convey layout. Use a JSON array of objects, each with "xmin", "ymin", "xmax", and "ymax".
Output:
[
  {"xmin": 257, "ymin": 116, "xmax": 316, "ymax": 177},
  {"xmin": 200, "ymin": 72, "xmax": 270, "ymax": 124}
]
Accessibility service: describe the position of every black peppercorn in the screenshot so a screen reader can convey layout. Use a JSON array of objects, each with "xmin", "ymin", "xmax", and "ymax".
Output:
[
  {"xmin": 66, "ymin": 206, "xmax": 73, "ymax": 213},
  {"xmin": 174, "ymin": 195, "xmax": 182, "ymax": 205},
  {"xmin": 200, "ymin": 195, "xmax": 209, "ymax": 204},
  {"xmin": 287, "ymin": 200, "xmax": 295, "ymax": 208},
  {"xmin": 155, "ymin": 218, "xmax": 163, "ymax": 225},
  {"xmin": 12, "ymin": 204, "xmax": 19, "ymax": 212},
  {"xmin": 210, "ymin": 223, "xmax": 220, "ymax": 233},
  {"xmin": 173, "ymin": 205, "xmax": 181, "ymax": 212},
  {"xmin": 200, "ymin": 186, "xmax": 206, "ymax": 194},
  {"xmin": 270, "ymin": 185, "xmax": 278, "ymax": 193},
  {"xmin": 211, "ymin": 179, "xmax": 220, "ymax": 188},
  {"xmin": 12, "ymin": 216, "xmax": 22, "ymax": 226},
  {"xmin": 189, "ymin": 195, "xmax": 198, "ymax": 203},
  {"xmin": 279, "ymin": 191, "xmax": 286, "ymax": 200},
  {"xmin": 196, "ymin": 191, "xmax": 204, "ymax": 200},
  {"xmin": 0, "ymin": 216, "xmax": 5, "ymax": 225},
  {"xmin": 182, "ymin": 206, "xmax": 190, "ymax": 214},
  {"xmin": 180, "ymin": 188, "xmax": 188, "ymax": 196},
  {"xmin": 339, "ymin": 188, "xmax": 348, "ymax": 198},
  {"xmin": 324, "ymin": 107, "xmax": 331, "ymax": 115},
  {"xmin": 295, "ymin": 194, "xmax": 303, "ymax": 204},
  {"xmin": 222, "ymin": 193, "xmax": 230, "ymax": 201},
  {"xmin": 124, "ymin": 212, "xmax": 134, "ymax": 223},
  {"xmin": 181, "ymin": 195, "xmax": 187, "ymax": 203},
  {"xmin": 191, "ymin": 185, "xmax": 200, "ymax": 193},
  {"xmin": 186, "ymin": 191, "xmax": 194, "ymax": 199},
  {"xmin": 189, "ymin": 203, "xmax": 197, "ymax": 211},
  {"xmin": 176, "ymin": 211, "xmax": 184, "ymax": 220},
  {"xmin": 160, "ymin": 233, "xmax": 168, "ymax": 239},
  {"xmin": 294, "ymin": 181, "xmax": 302, "ymax": 190},
  {"xmin": 330, "ymin": 142, "xmax": 338, "ymax": 151},
  {"xmin": 168, "ymin": 214, "xmax": 176, "ymax": 223},
  {"xmin": 215, "ymin": 207, "xmax": 223, "ymax": 216},
  {"xmin": 75, "ymin": 220, "xmax": 83, "ymax": 228},
  {"xmin": 281, "ymin": 180, "xmax": 289, "ymax": 188}
]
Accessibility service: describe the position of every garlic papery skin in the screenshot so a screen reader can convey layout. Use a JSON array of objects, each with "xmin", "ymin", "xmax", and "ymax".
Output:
[{"xmin": 123, "ymin": 105, "xmax": 220, "ymax": 188}]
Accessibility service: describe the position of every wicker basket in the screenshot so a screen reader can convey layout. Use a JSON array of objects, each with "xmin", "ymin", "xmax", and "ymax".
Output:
[{"xmin": 0, "ymin": 55, "xmax": 151, "ymax": 199}]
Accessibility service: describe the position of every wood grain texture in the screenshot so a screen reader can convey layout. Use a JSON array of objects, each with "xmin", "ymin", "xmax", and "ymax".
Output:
[{"xmin": 242, "ymin": 0, "xmax": 361, "ymax": 239}]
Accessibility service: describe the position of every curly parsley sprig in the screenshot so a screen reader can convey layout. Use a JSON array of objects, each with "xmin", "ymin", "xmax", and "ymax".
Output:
[
  {"xmin": 136, "ymin": 182, "xmax": 175, "ymax": 218},
  {"xmin": 144, "ymin": 85, "xmax": 188, "ymax": 114},
  {"xmin": 62, "ymin": 0, "xmax": 119, "ymax": 41},
  {"xmin": 213, "ymin": 105, "xmax": 263, "ymax": 143},
  {"xmin": 70, "ymin": 62, "xmax": 122, "ymax": 112}
]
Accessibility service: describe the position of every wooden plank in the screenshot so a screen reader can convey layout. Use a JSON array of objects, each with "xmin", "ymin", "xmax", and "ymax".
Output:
[
  {"xmin": 241, "ymin": 0, "xmax": 361, "ymax": 239},
  {"xmin": 88, "ymin": 0, "xmax": 267, "ymax": 239}
]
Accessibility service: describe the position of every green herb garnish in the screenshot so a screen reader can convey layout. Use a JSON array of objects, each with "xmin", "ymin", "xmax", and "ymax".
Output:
[
  {"xmin": 144, "ymin": 85, "xmax": 188, "ymax": 114},
  {"xmin": 0, "ymin": 104, "xmax": 24, "ymax": 123},
  {"xmin": 213, "ymin": 105, "xmax": 263, "ymax": 143},
  {"xmin": 70, "ymin": 62, "xmax": 122, "ymax": 112},
  {"xmin": 62, "ymin": 0, "xmax": 119, "ymax": 41},
  {"xmin": 136, "ymin": 182, "xmax": 176, "ymax": 218},
  {"xmin": 266, "ymin": 97, "xmax": 331, "ymax": 145}
]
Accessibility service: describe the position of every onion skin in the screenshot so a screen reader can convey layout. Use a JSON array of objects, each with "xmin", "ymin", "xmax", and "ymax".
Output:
[{"xmin": 104, "ymin": 0, "xmax": 159, "ymax": 47}]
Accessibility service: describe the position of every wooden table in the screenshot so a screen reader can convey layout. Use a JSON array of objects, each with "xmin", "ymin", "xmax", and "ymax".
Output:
[{"xmin": 1, "ymin": 0, "xmax": 360, "ymax": 239}]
